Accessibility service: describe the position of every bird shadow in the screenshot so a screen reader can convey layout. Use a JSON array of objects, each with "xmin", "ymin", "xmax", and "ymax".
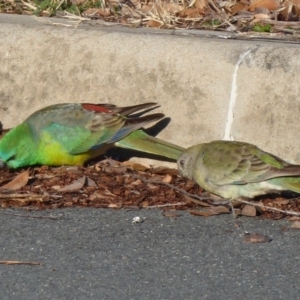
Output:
[
  {"xmin": 143, "ymin": 117, "xmax": 171, "ymax": 136},
  {"xmin": 254, "ymin": 191, "xmax": 300, "ymax": 201}
]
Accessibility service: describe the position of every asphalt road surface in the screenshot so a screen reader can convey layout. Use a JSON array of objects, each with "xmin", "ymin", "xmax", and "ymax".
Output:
[{"xmin": 0, "ymin": 208, "xmax": 299, "ymax": 300}]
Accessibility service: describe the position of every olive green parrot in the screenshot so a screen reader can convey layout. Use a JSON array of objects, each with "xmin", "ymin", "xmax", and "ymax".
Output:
[{"xmin": 177, "ymin": 140, "xmax": 300, "ymax": 200}]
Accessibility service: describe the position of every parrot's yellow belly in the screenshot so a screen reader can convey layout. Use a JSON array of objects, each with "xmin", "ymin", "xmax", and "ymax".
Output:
[{"xmin": 37, "ymin": 132, "xmax": 91, "ymax": 166}]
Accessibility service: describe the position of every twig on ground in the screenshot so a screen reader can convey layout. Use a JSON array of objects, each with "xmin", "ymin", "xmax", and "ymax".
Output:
[
  {"xmin": 130, "ymin": 173, "xmax": 211, "ymax": 201},
  {"xmin": 236, "ymin": 199, "xmax": 300, "ymax": 217},
  {"xmin": 32, "ymin": 15, "xmax": 81, "ymax": 27},
  {"xmin": 147, "ymin": 202, "xmax": 187, "ymax": 208},
  {"xmin": 0, "ymin": 261, "xmax": 41, "ymax": 265},
  {"xmin": 131, "ymin": 173, "xmax": 300, "ymax": 217}
]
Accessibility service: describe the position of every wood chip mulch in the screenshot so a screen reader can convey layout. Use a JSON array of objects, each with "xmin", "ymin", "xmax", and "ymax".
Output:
[{"xmin": 1, "ymin": 158, "xmax": 300, "ymax": 221}]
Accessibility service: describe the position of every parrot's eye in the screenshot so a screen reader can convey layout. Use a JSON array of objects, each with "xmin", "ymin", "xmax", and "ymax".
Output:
[
  {"xmin": 179, "ymin": 159, "xmax": 185, "ymax": 168},
  {"xmin": 6, "ymin": 154, "xmax": 16, "ymax": 162}
]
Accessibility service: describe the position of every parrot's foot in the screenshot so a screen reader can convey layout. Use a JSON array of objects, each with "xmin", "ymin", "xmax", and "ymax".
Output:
[
  {"xmin": 227, "ymin": 200, "xmax": 237, "ymax": 219},
  {"xmin": 201, "ymin": 192, "xmax": 238, "ymax": 219}
]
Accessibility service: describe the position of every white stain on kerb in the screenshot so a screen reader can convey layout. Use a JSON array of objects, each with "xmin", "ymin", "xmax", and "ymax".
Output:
[{"xmin": 223, "ymin": 48, "xmax": 257, "ymax": 141}]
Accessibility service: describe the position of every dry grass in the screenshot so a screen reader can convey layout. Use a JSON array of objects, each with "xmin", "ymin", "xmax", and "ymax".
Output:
[{"xmin": 1, "ymin": 0, "xmax": 300, "ymax": 33}]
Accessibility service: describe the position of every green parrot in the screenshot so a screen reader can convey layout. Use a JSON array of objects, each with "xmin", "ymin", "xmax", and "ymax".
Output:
[
  {"xmin": 177, "ymin": 140, "xmax": 300, "ymax": 200},
  {"xmin": 0, "ymin": 102, "xmax": 185, "ymax": 169}
]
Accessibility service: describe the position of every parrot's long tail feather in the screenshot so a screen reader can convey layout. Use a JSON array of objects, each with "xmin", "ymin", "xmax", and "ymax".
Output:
[
  {"xmin": 111, "ymin": 102, "xmax": 159, "ymax": 116},
  {"xmin": 115, "ymin": 129, "xmax": 185, "ymax": 160},
  {"xmin": 270, "ymin": 177, "xmax": 300, "ymax": 194}
]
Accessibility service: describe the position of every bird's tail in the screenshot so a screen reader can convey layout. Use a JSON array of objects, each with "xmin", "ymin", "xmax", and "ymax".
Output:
[
  {"xmin": 115, "ymin": 129, "xmax": 185, "ymax": 160},
  {"xmin": 110, "ymin": 102, "xmax": 159, "ymax": 116},
  {"xmin": 269, "ymin": 177, "xmax": 300, "ymax": 194}
]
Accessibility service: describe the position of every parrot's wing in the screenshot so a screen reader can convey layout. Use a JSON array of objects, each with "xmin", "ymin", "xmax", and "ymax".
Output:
[
  {"xmin": 25, "ymin": 103, "xmax": 120, "ymax": 134},
  {"xmin": 42, "ymin": 123, "xmax": 98, "ymax": 154},
  {"xmin": 58, "ymin": 114, "xmax": 164, "ymax": 155},
  {"xmin": 25, "ymin": 103, "xmax": 160, "ymax": 135},
  {"xmin": 202, "ymin": 141, "xmax": 300, "ymax": 185},
  {"xmin": 108, "ymin": 102, "xmax": 158, "ymax": 116}
]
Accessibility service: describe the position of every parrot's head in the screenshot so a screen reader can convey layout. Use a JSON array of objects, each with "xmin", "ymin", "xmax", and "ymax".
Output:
[
  {"xmin": 177, "ymin": 145, "xmax": 200, "ymax": 180},
  {"xmin": 0, "ymin": 123, "xmax": 36, "ymax": 169},
  {"xmin": 0, "ymin": 140, "xmax": 18, "ymax": 169}
]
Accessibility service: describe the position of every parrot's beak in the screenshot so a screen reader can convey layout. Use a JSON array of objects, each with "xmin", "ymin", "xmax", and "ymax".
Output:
[{"xmin": 0, "ymin": 159, "xmax": 5, "ymax": 168}]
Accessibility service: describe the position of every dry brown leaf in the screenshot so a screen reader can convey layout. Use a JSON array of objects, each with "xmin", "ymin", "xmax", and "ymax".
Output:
[
  {"xmin": 195, "ymin": 0, "xmax": 207, "ymax": 9},
  {"xmin": 248, "ymin": 0, "xmax": 279, "ymax": 11},
  {"xmin": 179, "ymin": 8, "xmax": 204, "ymax": 17},
  {"xmin": 147, "ymin": 19, "xmax": 162, "ymax": 27},
  {"xmin": 142, "ymin": 201, "xmax": 149, "ymax": 207},
  {"xmin": 147, "ymin": 183, "xmax": 159, "ymax": 189},
  {"xmin": 251, "ymin": 13, "xmax": 271, "ymax": 23},
  {"xmin": 104, "ymin": 166, "xmax": 128, "ymax": 174},
  {"xmin": 102, "ymin": 158, "xmax": 121, "ymax": 168},
  {"xmin": 1, "ymin": 170, "xmax": 29, "ymax": 190},
  {"xmin": 282, "ymin": 0, "xmax": 300, "ymax": 19},
  {"xmin": 211, "ymin": 206, "xmax": 230, "ymax": 214},
  {"xmin": 90, "ymin": 189, "xmax": 116, "ymax": 200},
  {"xmin": 254, "ymin": 6, "xmax": 270, "ymax": 13},
  {"xmin": 141, "ymin": 4, "xmax": 152, "ymax": 13},
  {"xmin": 290, "ymin": 221, "xmax": 300, "ymax": 229},
  {"xmin": 162, "ymin": 174, "xmax": 172, "ymax": 183},
  {"xmin": 121, "ymin": 161, "xmax": 151, "ymax": 171},
  {"xmin": 288, "ymin": 216, "xmax": 300, "ymax": 221},
  {"xmin": 97, "ymin": 8, "xmax": 111, "ymax": 16},
  {"xmin": 253, "ymin": 13, "xmax": 271, "ymax": 19},
  {"xmin": 231, "ymin": 2, "xmax": 249, "ymax": 14},
  {"xmin": 108, "ymin": 203, "xmax": 121, "ymax": 208},
  {"xmin": 288, "ymin": 0, "xmax": 300, "ymax": 8},
  {"xmin": 87, "ymin": 177, "xmax": 97, "ymax": 187},
  {"xmin": 131, "ymin": 179, "xmax": 142, "ymax": 185},
  {"xmin": 241, "ymin": 204, "xmax": 257, "ymax": 217},
  {"xmin": 189, "ymin": 206, "xmax": 230, "ymax": 217},
  {"xmin": 52, "ymin": 185, "xmax": 61, "ymax": 190},
  {"xmin": 275, "ymin": 199, "xmax": 290, "ymax": 206},
  {"xmin": 151, "ymin": 167, "xmax": 179, "ymax": 175},
  {"xmin": 165, "ymin": 2, "xmax": 183, "ymax": 12},
  {"xmin": 58, "ymin": 176, "xmax": 86, "ymax": 192},
  {"xmin": 183, "ymin": 194, "xmax": 211, "ymax": 206},
  {"xmin": 243, "ymin": 233, "xmax": 272, "ymax": 243}
]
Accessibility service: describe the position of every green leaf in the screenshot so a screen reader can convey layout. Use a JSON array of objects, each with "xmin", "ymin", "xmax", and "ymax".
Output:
[{"xmin": 252, "ymin": 24, "xmax": 272, "ymax": 32}]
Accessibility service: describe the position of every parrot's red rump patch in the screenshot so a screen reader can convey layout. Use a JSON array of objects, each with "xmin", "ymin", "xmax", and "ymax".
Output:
[{"xmin": 82, "ymin": 103, "xmax": 111, "ymax": 114}]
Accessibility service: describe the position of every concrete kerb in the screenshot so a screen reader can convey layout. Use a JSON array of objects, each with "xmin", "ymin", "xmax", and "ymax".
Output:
[{"xmin": 1, "ymin": 14, "xmax": 300, "ymax": 166}]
